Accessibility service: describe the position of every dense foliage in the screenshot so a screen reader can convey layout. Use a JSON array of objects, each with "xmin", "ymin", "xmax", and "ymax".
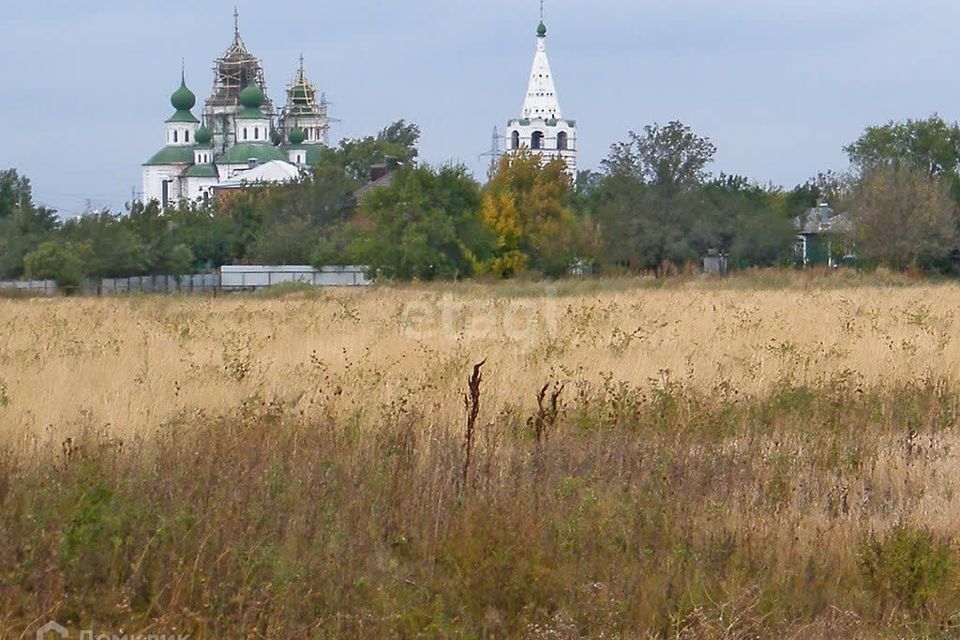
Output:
[{"xmin": 4, "ymin": 115, "xmax": 960, "ymax": 285}]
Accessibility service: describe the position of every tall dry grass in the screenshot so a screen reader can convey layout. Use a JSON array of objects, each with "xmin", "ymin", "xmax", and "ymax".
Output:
[
  {"xmin": 2, "ymin": 274, "xmax": 960, "ymax": 637},
  {"xmin": 0, "ymin": 275, "xmax": 957, "ymax": 442}
]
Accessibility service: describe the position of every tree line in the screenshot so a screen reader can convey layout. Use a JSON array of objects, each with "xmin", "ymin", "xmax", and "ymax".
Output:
[{"xmin": 4, "ymin": 115, "xmax": 960, "ymax": 287}]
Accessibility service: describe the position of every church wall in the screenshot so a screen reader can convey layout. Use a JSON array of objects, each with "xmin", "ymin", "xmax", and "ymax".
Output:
[
  {"xmin": 143, "ymin": 166, "xmax": 187, "ymax": 207},
  {"xmin": 184, "ymin": 177, "xmax": 219, "ymax": 203}
]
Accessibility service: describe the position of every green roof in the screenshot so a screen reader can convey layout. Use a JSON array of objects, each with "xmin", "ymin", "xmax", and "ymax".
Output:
[
  {"xmin": 144, "ymin": 145, "xmax": 196, "ymax": 166},
  {"xmin": 171, "ymin": 79, "xmax": 196, "ymax": 111},
  {"xmin": 537, "ymin": 21, "xmax": 547, "ymax": 38},
  {"xmin": 166, "ymin": 110, "xmax": 200, "ymax": 124},
  {"xmin": 218, "ymin": 143, "xmax": 287, "ymax": 165},
  {"xmin": 195, "ymin": 124, "xmax": 212, "ymax": 145},
  {"xmin": 236, "ymin": 106, "xmax": 268, "ymax": 120},
  {"xmin": 288, "ymin": 126, "xmax": 306, "ymax": 145},
  {"xmin": 184, "ymin": 164, "xmax": 218, "ymax": 178},
  {"xmin": 239, "ymin": 83, "xmax": 265, "ymax": 109}
]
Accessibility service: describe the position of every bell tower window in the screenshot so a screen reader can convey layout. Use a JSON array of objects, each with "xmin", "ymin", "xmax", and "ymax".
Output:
[{"xmin": 531, "ymin": 131, "xmax": 544, "ymax": 150}]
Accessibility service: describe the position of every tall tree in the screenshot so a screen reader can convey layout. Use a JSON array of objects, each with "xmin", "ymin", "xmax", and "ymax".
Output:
[
  {"xmin": 347, "ymin": 164, "xmax": 491, "ymax": 281},
  {"xmin": 604, "ymin": 121, "xmax": 717, "ymax": 198},
  {"xmin": 336, "ymin": 120, "xmax": 422, "ymax": 182},
  {"xmin": 847, "ymin": 166, "xmax": 958, "ymax": 271},
  {"xmin": 481, "ymin": 152, "xmax": 594, "ymax": 278},
  {"xmin": 0, "ymin": 170, "xmax": 59, "ymax": 278},
  {"xmin": 594, "ymin": 122, "xmax": 717, "ymax": 270},
  {"xmin": 845, "ymin": 116, "xmax": 960, "ymax": 180}
]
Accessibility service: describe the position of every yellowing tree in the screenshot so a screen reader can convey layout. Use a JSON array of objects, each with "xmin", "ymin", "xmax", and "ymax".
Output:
[{"xmin": 481, "ymin": 151, "xmax": 595, "ymax": 277}]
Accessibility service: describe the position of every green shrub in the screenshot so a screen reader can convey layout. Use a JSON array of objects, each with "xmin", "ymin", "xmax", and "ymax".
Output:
[{"xmin": 858, "ymin": 526, "xmax": 953, "ymax": 614}]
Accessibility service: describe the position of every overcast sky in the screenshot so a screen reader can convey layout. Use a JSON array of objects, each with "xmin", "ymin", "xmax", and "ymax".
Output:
[{"xmin": 2, "ymin": 0, "xmax": 959, "ymax": 215}]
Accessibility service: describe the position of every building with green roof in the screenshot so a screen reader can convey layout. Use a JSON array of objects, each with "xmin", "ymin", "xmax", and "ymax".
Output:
[{"xmin": 142, "ymin": 11, "xmax": 334, "ymax": 209}]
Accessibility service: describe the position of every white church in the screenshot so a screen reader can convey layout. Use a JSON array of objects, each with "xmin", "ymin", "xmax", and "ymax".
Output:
[
  {"xmin": 504, "ymin": 18, "xmax": 577, "ymax": 175},
  {"xmin": 142, "ymin": 12, "xmax": 331, "ymax": 208},
  {"xmin": 143, "ymin": 10, "xmax": 578, "ymax": 208}
]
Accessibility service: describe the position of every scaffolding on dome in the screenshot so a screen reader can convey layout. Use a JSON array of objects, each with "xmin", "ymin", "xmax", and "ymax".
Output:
[
  {"xmin": 278, "ymin": 54, "xmax": 332, "ymax": 145},
  {"xmin": 204, "ymin": 10, "xmax": 274, "ymax": 150}
]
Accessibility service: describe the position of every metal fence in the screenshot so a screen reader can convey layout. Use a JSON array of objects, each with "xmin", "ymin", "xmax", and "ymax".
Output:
[
  {"xmin": 0, "ymin": 266, "xmax": 371, "ymax": 297},
  {"xmin": 220, "ymin": 266, "xmax": 371, "ymax": 290},
  {"xmin": 0, "ymin": 280, "xmax": 58, "ymax": 296},
  {"xmin": 84, "ymin": 274, "xmax": 222, "ymax": 295}
]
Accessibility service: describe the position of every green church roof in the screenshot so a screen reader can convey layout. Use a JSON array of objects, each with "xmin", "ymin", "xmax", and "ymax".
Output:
[
  {"xmin": 239, "ymin": 82, "xmax": 265, "ymax": 109},
  {"xmin": 537, "ymin": 21, "xmax": 547, "ymax": 37},
  {"xmin": 194, "ymin": 124, "xmax": 212, "ymax": 145},
  {"xmin": 217, "ymin": 143, "xmax": 287, "ymax": 165},
  {"xmin": 184, "ymin": 164, "xmax": 218, "ymax": 178},
  {"xmin": 288, "ymin": 126, "xmax": 306, "ymax": 145},
  {"xmin": 165, "ymin": 110, "xmax": 200, "ymax": 124},
  {"xmin": 171, "ymin": 78, "xmax": 196, "ymax": 111},
  {"xmin": 236, "ymin": 106, "xmax": 268, "ymax": 120},
  {"xmin": 144, "ymin": 145, "xmax": 196, "ymax": 166}
]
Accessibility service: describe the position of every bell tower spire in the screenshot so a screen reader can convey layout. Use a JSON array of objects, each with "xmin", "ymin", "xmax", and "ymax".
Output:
[{"xmin": 501, "ymin": 6, "xmax": 578, "ymax": 176}]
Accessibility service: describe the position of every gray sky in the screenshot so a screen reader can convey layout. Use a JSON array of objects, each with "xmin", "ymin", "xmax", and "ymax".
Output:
[{"xmin": 2, "ymin": 0, "xmax": 959, "ymax": 215}]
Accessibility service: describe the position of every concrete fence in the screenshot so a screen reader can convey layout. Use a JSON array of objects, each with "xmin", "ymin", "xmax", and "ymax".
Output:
[
  {"xmin": 0, "ymin": 279, "xmax": 58, "ymax": 296},
  {"xmin": 0, "ymin": 266, "xmax": 371, "ymax": 297}
]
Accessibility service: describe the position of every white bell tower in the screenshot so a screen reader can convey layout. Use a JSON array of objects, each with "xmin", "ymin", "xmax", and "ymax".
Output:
[{"xmin": 504, "ymin": 5, "xmax": 577, "ymax": 176}]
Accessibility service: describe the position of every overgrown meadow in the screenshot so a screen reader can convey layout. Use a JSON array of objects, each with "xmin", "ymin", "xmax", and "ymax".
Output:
[{"xmin": 3, "ymin": 272, "xmax": 960, "ymax": 638}]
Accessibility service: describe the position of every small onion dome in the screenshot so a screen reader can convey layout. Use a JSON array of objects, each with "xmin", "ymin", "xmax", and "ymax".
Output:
[
  {"xmin": 194, "ymin": 124, "xmax": 212, "ymax": 146},
  {"xmin": 171, "ymin": 79, "xmax": 196, "ymax": 111},
  {"xmin": 288, "ymin": 126, "xmax": 306, "ymax": 145},
  {"xmin": 537, "ymin": 21, "xmax": 547, "ymax": 37},
  {"xmin": 239, "ymin": 82, "xmax": 265, "ymax": 109}
]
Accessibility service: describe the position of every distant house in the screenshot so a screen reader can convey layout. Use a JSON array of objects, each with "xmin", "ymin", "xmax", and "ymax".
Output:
[
  {"xmin": 354, "ymin": 164, "xmax": 396, "ymax": 200},
  {"xmin": 795, "ymin": 203, "xmax": 853, "ymax": 267}
]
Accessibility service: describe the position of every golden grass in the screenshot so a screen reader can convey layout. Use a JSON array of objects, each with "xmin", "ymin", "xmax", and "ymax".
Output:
[
  {"xmin": 5, "ymin": 274, "xmax": 960, "ymax": 637},
  {"xmin": 0, "ymin": 278, "xmax": 957, "ymax": 442}
]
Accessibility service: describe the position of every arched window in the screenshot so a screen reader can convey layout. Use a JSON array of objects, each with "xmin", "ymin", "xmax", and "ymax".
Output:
[
  {"xmin": 173, "ymin": 130, "xmax": 178, "ymax": 143},
  {"xmin": 511, "ymin": 130, "xmax": 520, "ymax": 149},
  {"xmin": 243, "ymin": 128, "xmax": 248, "ymax": 141},
  {"xmin": 557, "ymin": 132, "xmax": 568, "ymax": 151},
  {"xmin": 185, "ymin": 130, "xmax": 190, "ymax": 143},
  {"xmin": 254, "ymin": 127, "xmax": 260, "ymax": 140},
  {"xmin": 531, "ymin": 131, "xmax": 544, "ymax": 150}
]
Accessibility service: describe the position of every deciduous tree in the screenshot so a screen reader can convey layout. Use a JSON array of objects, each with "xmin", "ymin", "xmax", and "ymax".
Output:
[{"xmin": 848, "ymin": 166, "xmax": 958, "ymax": 271}]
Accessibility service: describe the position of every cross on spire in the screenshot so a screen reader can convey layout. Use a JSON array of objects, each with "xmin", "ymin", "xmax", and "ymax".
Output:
[{"xmin": 540, "ymin": 0, "xmax": 545, "ymax": 21}]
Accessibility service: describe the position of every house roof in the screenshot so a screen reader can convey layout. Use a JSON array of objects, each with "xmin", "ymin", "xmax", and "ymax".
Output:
[
  {"xmin": 216, "ymin": 160, "xmax": 300, "ymax": 189},
  {"xmin": 144, "ymin": 145, "xmax": 196, "ymax": 166},
  {"xmin": 795, "ymin": 205, "xmax": 852, "ymax": 236},
  {"xmin": 354, "ymin": 171, "xmax": 395, "ymax": 199}
]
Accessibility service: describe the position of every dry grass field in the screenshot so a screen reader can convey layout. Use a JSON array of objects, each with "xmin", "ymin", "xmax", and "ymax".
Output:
[{"xmin": 4, "ymin": 272, "xmax": 960, "ymax": 638}]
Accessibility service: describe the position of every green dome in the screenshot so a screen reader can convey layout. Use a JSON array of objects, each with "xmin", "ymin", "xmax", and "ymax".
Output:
[
  {"xmin": 239, "ymin": 82, "xmax": 265, "ymax": 109},
  {"xmin": 171, "ymin": 79, "xmax": 196, "ymax": 111},
  {"xmin": 537, "ymin": 21, "xmax": 547, "ymax": 37},
  {"xmin": 194, "ymin": 124, "xmax": 212, "ymax": 146},
  {"xmin": 288, "ymin": 126, "xmax": 306, "ymax": 145}
]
